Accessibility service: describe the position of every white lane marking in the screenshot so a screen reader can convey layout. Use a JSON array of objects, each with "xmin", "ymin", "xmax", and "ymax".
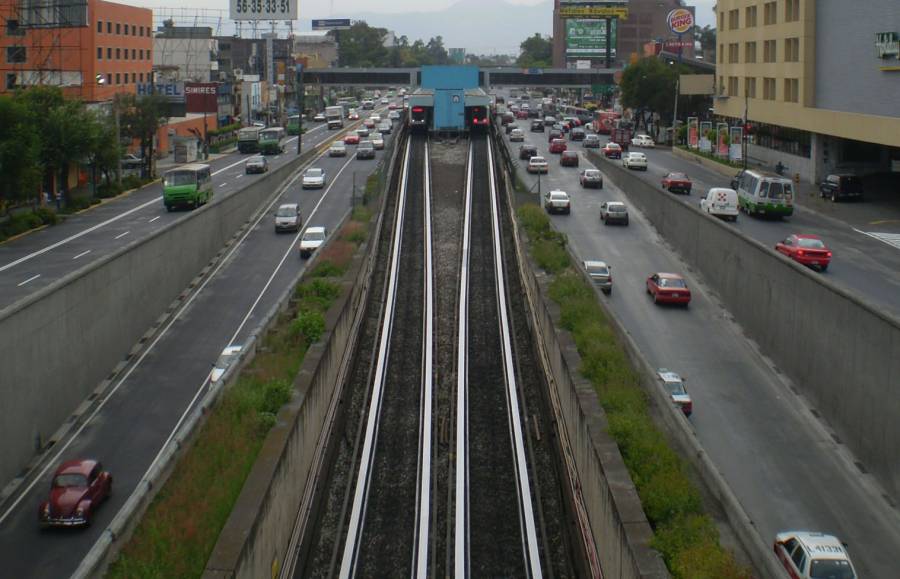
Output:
[
  {"xmin": 114, "ymin": 231, "xmax": 130, "ymax": 240},
  {"xmin": 0, "ymin": 136, "xmax": 337, "ymax": 527},
  {"xmin": 149, "ymin": 216, "xmax": 160, "ymax": 223},
  {"xmin": 72, "ymin": 250, "xmax": 91, "ymax": 260},
  {"xmin": 219, "ymin": 183, "xmax": 228, "ymax": 188},
  {"xmin": 854, "ymin": 229, "xmax": 900, "ymax": 251},
  {"xmin": 236, "ymin": 174, "xmax": 244, "ymax": 179},
  {"xmin": 17, "ymin": 274, "xmax": 40, "ymax": 287}
]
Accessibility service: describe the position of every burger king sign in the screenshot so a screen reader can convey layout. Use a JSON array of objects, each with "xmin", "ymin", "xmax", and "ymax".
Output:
[{"xmin": 667, "ymin": 8, "xmax": 695, "ymax": 35}]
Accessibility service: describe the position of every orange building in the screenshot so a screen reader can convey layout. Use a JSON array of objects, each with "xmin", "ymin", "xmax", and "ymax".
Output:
[{"xmin": 0, "ymin": 0, "xmax": 152, "ymax": 102}]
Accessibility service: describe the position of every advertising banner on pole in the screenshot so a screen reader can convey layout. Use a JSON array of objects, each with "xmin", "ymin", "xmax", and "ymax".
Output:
[
  {"xmin": 185, "ymin": 83, "xmax": 218, "ymax": 114},
  {"xmin": 717, "ymin": 122, "xmax": 730, "ymax": 158},
  {"xmin": 729, "ymin": 126, "xmax": 744, "ymax": 161},
  {"xmin": 687, "ymin": 117, "xmax": 699, "ymax": 149},
  {"xmin": 699, "ymin": 121, "xmax": 712, "ymax": 152},
  {"xmin": 565, "ymin": 19, "xmax": 616, "ymax": 58}
]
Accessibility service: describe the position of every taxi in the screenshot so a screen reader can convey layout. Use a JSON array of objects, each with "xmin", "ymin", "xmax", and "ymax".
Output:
[{"xmin": 774, "ymin": 531, "xmax": 857, "ymax": 579}]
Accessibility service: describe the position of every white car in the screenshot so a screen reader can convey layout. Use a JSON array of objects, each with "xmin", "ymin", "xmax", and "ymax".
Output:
[
  {"xmin": 299, "ymin": 226, "xmax": 327, "ymax": 258},
  {"xmin": 313, "ymin": 112, "xmax": 326, "ymax": 122},
  {"xmin": 509, "ymin": 128, "xmax": 525, "ymax": 142},
  {"xmin": 380, "ymin": 97, "xmax": 389, "ymax": 105},
  {"xmin": 527, "ymin": 156, "xmax": 549, "ymax": 174},
  {"xmin": 774, "ymin": 531, "xmax": 857, "ymax": 579},
  {"xmin": 544, "ymin": 190, "xmax": 571, "ymax": 215},
  {"xmin": 370, "ymin": 114, "xmax": 381, "ymax": 123},
  {"xmin": 388, "ymin": 110, "xmax": 401, "ymax": 121},
  {"xmin": 631, "ymin": 134, "xmax": 655, "ymax": 148},
  {"xmin": 378, "ymin": 121, "xmax": 392, "ymax": 134},
  {"xmin": 372, "ymin": 135, "xmax": 385, "ymax": 149},
  {"xmin": 700, "ymin": 187, "xmax": 739, "ymax": 221},
  {"xmin": 622, "ymin": 152, "xmax": 648, "ymax": 171},
  {"xmin": 657, "ymin": 369, "xmax": 692, "ymax": 416},
  {"xmin": 210, "ymin": 346, "xmax": 242, "ymax": 383},
  {"xmin": 302, "ymin": 167, "xmax": 326, "ymax": 189},
  {"xmin": 583, "ymin": 260, "xmax": 612, "ymax": 294},
  {"xmin": 328, "ymin": 142, "xmax": 347, "ymax": 157}
]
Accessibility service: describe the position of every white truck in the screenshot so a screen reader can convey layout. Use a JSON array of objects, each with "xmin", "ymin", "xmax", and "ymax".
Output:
[{"xmin": 325, "ymin": 105, "xmax": 344, "ymax": 129}]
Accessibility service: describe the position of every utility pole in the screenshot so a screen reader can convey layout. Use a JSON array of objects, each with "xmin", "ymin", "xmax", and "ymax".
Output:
[{"xmin": 296, "ymin": 63, "xmax": 304, "ymax": 155}]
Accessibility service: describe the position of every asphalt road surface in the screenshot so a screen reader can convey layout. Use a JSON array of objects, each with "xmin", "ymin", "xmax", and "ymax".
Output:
[
  {"xmin": 0, "ymin": 110, "xmax": 398, "ymax": 578},
  {"xmin": 500, "ymin": 119, "xmax": 900, "ymax": 578},
  {"xmin": 0, "ymin": 122, "xmax": 337, "ymax": 311}
]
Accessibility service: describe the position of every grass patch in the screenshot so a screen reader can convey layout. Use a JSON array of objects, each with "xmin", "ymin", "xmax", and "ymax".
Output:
[
  {"xmin": 107, "ymin": 171, "xmax": 383, "ymax": 579},
  {"xmin": 519, "ymin": 203, "xmax": 750, "ymax": 579}
]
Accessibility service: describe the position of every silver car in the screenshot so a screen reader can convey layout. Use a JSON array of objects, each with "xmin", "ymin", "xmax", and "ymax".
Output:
[
  {"xmin": 328, "ymin": 142, "xmax": 347, "ymax": 157},
  {"xmin": 583, "ymin": 260, "xmax": 612, "ymax": 294},
  {"xmin": 372, "ymin": 135, "xmax": 385, "ymax": 150},
  {"xmin": 274, "ymin": 203, "xmax": 302, "ymax": 232},
  {"xmin": 302, "ymin": 167, "xmax": 326, "ymax": 189}
]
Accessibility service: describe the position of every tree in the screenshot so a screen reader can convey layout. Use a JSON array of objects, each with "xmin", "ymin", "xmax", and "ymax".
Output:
[
  {"xmin": 118, "ymin": 93, "xmax": 168, "ymax": 178},
  {"xmin": 517, "ymin": 33, "xmax": 552, "ymax": 68},
  {"xmin": 0, "ymin": 95, "xmax": 41, "ymax": 208},
  {"xmin": 336, "ymin": 22, "xmax": 389, "ymax": 67},
  {"xmin": 695, "ymin": 25, "xmax": 716, "ymax": 57},
  {"xmin": 619, "ymin": 57, "xmax": 679, "ymax": 128},
  {"xmin": 425, "ymin": 36, "xmax": 448, "ymax": 65}
]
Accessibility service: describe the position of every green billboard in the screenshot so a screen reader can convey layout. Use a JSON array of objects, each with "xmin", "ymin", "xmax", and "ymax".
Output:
[{"xmin": 565, "ymin": 19, "xmax": 616, "ymax": 58}]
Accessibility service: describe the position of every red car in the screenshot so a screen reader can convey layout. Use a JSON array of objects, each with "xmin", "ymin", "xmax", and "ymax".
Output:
[
  {"xmin": 388, "ymin": 103, "xmax": 398, "ymax": 110},
  {"xmin": 363, "ymin": 118, "xmax": 376, "ymax": 129},
  {"xmin": 661, "ymin": 172, "xmax": 693, "ymax": 194},
  {"xmin": 560, "ymin": 150, "xmax": 579, "ymax": 167},
  {"xmin": 344, "ymin": 133, "xmax": 360, "ymax": 145},
  {"xmin": 602, "ymin": 142, "xmax": 622, "ymax": 159},
  {"xmin": 516, "ymin": 110, "xmax": 529, "ymax": 120},
  {"xmin": 646, "ymin": 273, "xmax": 692, "ymax": 306},
  {"xmin": 39, "ymin": 459, "xmax": 112, "ymax": 527},
  {"xmin": 549, "ymin": 138, "xmax": 568, "ymax": 154},
  {"xmin": 775, "ymin": 234, "xmax": 832, "ymax": 271}
]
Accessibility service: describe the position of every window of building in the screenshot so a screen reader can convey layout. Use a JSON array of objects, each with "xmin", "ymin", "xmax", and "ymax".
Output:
[
  {"xmin": 785, "ymin": 0, "xmax": 800, "ymax": 22},
  {"xmin": 745, "ymin": 41, "xmax": 757, "ymax": 63},
  {"xmin": 115, "ymin": 72, "xmax": 121, "ymax": 84},
  {"xmin": 784, "ymin": 78, "xmax": 799, "ymax": 102},
  {"xmin": 139, "ymin": 49, "xmax": 143, "ymax": 59},
  {"xmin": 719, "ymin": 44, "xmax": 724, "ymax": 63},
  {"xmin": 763, "ymin": 77, "xmax": 776, "ymax": 100},
  {"xmin": 729, "ymin": 9, "xmax": 740, "ymax": 30},
  {"xmin": 139, "ymin": 72, "xmax": 144, "ymax": 82},
  {"xmin": 746, "ymin": 77, "xmax": 757, "ymax": 98},
  {"xmin": 123, "ymin": 48, "xmax": 128, "ymax": 60},
  {"xmin": 785, "ymin": 37, "xmax": 800, "ymax": 62},
  {"xmin": 131, "ymin": 72, "xmax": 136, "ymax": 83},
  {"xmin": 106, "ymin": 72, "xmax": 112, "ymax": 85},
  {"xmin": 106, "ymin": 47, "xmax": 111, "ymax": 59},
  {"xmin": 718, "ymin": 75, "xmax": 724, "ymax": 95},
  {"xmin": 764, "ymin": 2, "xmax": 777, "ymax": 25},
  {"xmin": 116, "ymin": 23, "xmax": 120, "ymax": 34},
  {"xmin": 746, "ymin": 5, "xmax": 758, "ymax": 27},
  {"xmin": 729, "ymin": 43, "xmax": 740, "ymax": 63},
  {"xmin": 5, "ymin": 46, "xmax": 27, "ymax": 64},
  {"xmin": 764, "ymin": 39, "xmax": 777, "ymax": 62},
  {"xmin": 107, "ymin": 21, "xmax": 111, "ymax": 33},
  {"xmin": 719, "ymin": 11, "xmax": 724, "ymax": 30},
  {"xmin": 132, "ymin": 48, "xmax": 136, "ymax": 59},
  {"xmin": 728, "ymin": 76, "xmax": 739, "ymax": 97},
  {"xmin": 96, "ymin": 20, "xmax": 103, "ymax": 33},
  {"xmin": 139, "ymin": 25, "xmax": 144, "ymax": 36},
  {"xmin": 6, "ymin": 73, "xmax": 17, "ymax": 89},
  {"xmin": 97, "ymin": 47, "xmax": 102, "ymax": 60},
  {"xmin": 116, "ymin": 48, "xmax": 121, "ymax": 59},
  {"xmin": 6, "ymin": 19, "xmax": 25, "ymax": 36}
]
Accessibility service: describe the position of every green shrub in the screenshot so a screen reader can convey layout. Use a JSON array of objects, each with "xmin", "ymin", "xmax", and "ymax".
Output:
[
  {"xmin": 531, "ymin": 238, "xmax": 570, "ymax": 273},
  {"xmin": 261, "ymin": 379, "xmax": 292, "ymax": 414},
  {"xmin": 97, "ymin": 182, "xmax": 123, "ymax": 198},
  {"xmin": 34, "ymin": 206, "xmax": 59, "ymax": 225},
  {"xmin": 653, "ymin": 514, "xmax": 720, "ymax": 567},
  {"xmin": 291, "ymin": 309, "xmax": 325, "ymax": 344},
  {"xmin": 122, "ymin": 175, "xmax": 143, "ymax": 190},
  {"xmin": 310, "ymin": 260, "xmax": 344, "ymax": 278}
]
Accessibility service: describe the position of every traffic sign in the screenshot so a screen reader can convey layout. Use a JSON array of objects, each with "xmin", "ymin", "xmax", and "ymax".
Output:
[{"xmin": 312, "ymin": 18, "xmax": 351, "ymax": 30}]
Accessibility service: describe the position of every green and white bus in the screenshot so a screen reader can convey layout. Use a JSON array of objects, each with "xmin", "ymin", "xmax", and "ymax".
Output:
[
  {"xmin": 259, "ymin": 127, "xmax": 286, "ymax": 154},
  {"xmin": 163, "ymin": 164, "xmax": 212, "ymax": 211},
  {"xmin": 237, "ymin": 126, "xmax": 263, "ymax": 154},
  {"xmin": 734, "ymin": 169, "xmax": 795, "ymax": 218},
  {"xmin": 286, "ymin": 115, "xmax": 302, "ymax": 135}
]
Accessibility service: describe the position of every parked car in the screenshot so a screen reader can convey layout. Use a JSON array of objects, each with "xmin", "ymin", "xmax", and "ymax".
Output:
[
  {"xmin": 210, "ymin": 345, "xmax": 243, "ymax": 382},
  {"xmin": 584, "ymin": 260, "xmax": 612, "ymax": 294},
  {"xmin": 527, "ymin": 156, "xmax": 549, "ymax": 174},
  {"xmin": 313, "ymin": 112, "xmax": 326, "ymax": 122},
  {"xmin": 700, "ymin": 188, "xmax": 739, "ymax": 221},
  {"xmin": 274, "ymin": 203, "xmax": 302, "ymax": 233},
  {"xmin": 328, "ymin": 141, "xmax": 347, "ymax": 157},
  {"xmin": 657, "ymin": 369, "xmax": 693, "ymax": 416},
  {"xmin": 600, "ymin": 201, "xmax": 629, "ymax": 225},
  {"xmin": 39, "ymin": 460, "xmax": 112, "ymax": 527},
  {"xmin": 602, "ymin": 142, "xmax": 623, "ymax": 159},
  {"xmin": 819, "ymin": 174, "xmax": 864, "ymax": 202},
  {"xmin": 245, "ymin": 155, "xmax": 268, "ymax": 174},
  {"xmin": 775, "ymin": 234, "xmax": 832, "ymax": 271},
  {"xmin": 570, "ymin": 127, "xmax": 586, "ymax": 141},
  {"xmin": 583, "ymin": 134, "xmax": 601, "ymax": 149},
  {"xmin": 299, "ymin": 226, "xmax": 327, "ymax": 258},
  {"xmin": 646, "ymin": 272, "xmax": 691, "ymax": 305},
  {"xmin": 549, "ymin": 138, "xmax": 568, "ymax": 154},
  {"xmin": 580, "ymin": 169, "xmax": 603, "ymax": 188},
  {"xmin": 519, "ymin": 144, "xmax": 538, "ymax": 160},
  {"xmin": 510, "ymin": 128, "xmax": 525, "ymax": 142},
  {"xmin": 661, "ymin": 171, "xmax": 692, "ymax": 194},
  {"xmin": 530, "ymin": 119, "xmax": 545, "ymax": 132},
  {"xmin": 622, "ymin": 152, "xmax": 648, "ymax": 170},
  {"xmin": 560, "ymin": 150, "xmax": 579, "ymax": 167},
  {"xmin": 631, "ymin": 134, "xmax": 655, "ymax": 148},
  {"xmin": 344, "ymin": 133, "xmax": 360, "ymax": 145},
  {"xmin": 356, "ymin": 141, "xmax": 376, "ymax": 159},
  {"xmin": 774, "ymin": 531, "xmax": 857, "ymax": 579},
  {"xmin": 544, "ymin": 190, "xmax": 571, "ymax": 214},
  {"xmin": 302, "ymin": 167, "xmax": 326, "ymax": 189}
]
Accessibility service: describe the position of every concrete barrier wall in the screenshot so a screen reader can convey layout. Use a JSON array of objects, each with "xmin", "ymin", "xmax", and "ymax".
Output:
[
  {"xmin": 592, "ymin": 151, "xmax": 900, "ymax": 496},
  {"xmin": 0, "ymin": 152, "xmax": 313, "ymax": 488}
]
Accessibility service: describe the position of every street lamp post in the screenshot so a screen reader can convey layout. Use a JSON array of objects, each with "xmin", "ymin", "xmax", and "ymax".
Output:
[{"xmin": 296, "ymin": 63, "xmax": 303, "ymax": 155}]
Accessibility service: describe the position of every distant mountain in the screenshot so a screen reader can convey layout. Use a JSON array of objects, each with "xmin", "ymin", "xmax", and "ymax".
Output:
[{"xmin": 304, "ymin": 0, "xmax": 553, "ymax": 55}]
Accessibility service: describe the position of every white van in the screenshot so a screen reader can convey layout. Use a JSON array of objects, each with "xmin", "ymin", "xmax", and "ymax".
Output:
[
  {"xmin": 734, "ymin": 169, "xmax": 794, "ymax": 218},
  {"xmin": 700, "ymin": 188, "xmax": 739, "ymax": 221}
]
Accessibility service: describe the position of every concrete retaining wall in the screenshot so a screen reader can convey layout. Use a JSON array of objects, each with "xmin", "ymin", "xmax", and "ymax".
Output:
[
  {"xmin": 591, "ymin": 151, "xmax": 900, "ymax": 497},
  {"xmin": 0, "ymin": 151, "xmax": 316, "ymax": 489}
]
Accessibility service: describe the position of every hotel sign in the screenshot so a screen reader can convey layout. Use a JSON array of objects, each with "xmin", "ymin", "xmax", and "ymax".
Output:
[{"xmin": 875, "ymin": 32, "xmax": 900, "ymax": 71}]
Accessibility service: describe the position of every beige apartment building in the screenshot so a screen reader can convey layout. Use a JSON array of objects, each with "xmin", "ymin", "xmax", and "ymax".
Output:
[{"xmin": 714, "ymin": 0, "xmax": 900, "ymax": 183}]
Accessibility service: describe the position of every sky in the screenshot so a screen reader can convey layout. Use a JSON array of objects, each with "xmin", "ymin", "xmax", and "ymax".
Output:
[{"xmin": 120, "ymin": 0, "xmax": 717, "ymax": 29}]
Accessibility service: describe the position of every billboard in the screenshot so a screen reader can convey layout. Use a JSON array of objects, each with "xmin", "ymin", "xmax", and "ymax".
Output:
[
  {"xmin": 559, "ymin": 0, "xmax": 628, "ymax": 18},
  {"xmin": 667, "ymin": 8, "xmax": 695, "ymax": 35},
  {"xmin": 312, "ymin": 18, "xmax": 351, "ymax": 30},
  {"xmin": 565, "ymin": 19, "xmax": 616, "ymax": 58},
  {"xmin": 687, "ymin": 117, "xmax": 699, "ymax": 149},
  {"xmin": 136, "ymin": 82, "xmax": 184, "ymax": 103},
  {"xmin": 185, "ymin": 83, "xmax": 218, "ymax": 114},
  {"xmin": 230, "ymin": 0, "xmax": 297, "ymax": 21}
]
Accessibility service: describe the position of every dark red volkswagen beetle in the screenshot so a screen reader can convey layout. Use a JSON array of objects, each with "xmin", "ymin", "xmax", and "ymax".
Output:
[{"xmin": 39, "ymin": 459, "xmax": 112, "ymax": 527}]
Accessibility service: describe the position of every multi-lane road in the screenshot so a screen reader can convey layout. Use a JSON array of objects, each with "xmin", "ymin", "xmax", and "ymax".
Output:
[
  {"xmin": 0, "ymin": 109, "xmax": 396, "ymax": 578},
  {"xmin": 500, "ymin": 115, "xmax": 900, "ymax": 578}
]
